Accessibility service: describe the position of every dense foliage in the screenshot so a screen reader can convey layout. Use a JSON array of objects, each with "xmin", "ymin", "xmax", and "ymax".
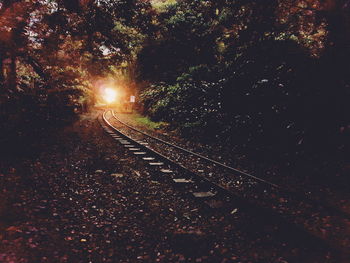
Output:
[
  {"xmin": 138, "ymin": 0, "xmax": 350, "ymax": 162},
  {"xmin": 0, "ymin": 0, "xmax": 349, "ymax": 163},
  {"xmin": 0, "ymin": 0, "xmax": 153, "ymax": 141}
]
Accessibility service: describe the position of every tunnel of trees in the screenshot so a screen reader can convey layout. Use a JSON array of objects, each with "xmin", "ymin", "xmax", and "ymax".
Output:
[{"xmin": 0, "ymin": 0, "xmax": 349, "ymax": 165}]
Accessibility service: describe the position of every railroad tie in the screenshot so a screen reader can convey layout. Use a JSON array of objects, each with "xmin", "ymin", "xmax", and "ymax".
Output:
[
  {"xmin": 134, "ymin": 152, "xmax": 146, "ymax": 155},
  {"xmin": 143, "ymin": 157, "xmax": 155, "ymax": 161},
  {"xmin": 160, "ymin": 169, "xmax": 173, "ymax": 174},
  {"xmin": 129, "ymin": 148, "xmax": 141, "ymax": 151},
  {"xmin": 173, "ymin": 178, "xmax": 193, "ymax": 184},
  {"xmin": 192, "ymin": 191, "xmax": 216, "ymax": 198},
  {"xmin": 149, "ymin": 162, "xmax": 164, "ymax": 166}
]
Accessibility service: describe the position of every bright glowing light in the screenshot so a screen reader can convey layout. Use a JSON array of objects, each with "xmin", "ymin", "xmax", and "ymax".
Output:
[{"xmin": 102, "ymin": 88, "xmax": 117, "ymax": 104}]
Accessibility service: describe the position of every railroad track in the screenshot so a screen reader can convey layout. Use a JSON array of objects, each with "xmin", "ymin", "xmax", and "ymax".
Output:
[
  {"xmin": 100, "ymin": 110, "xmax": 247, "ymax": 208},
  {"xmin": 100, "ymin": 109, "xmax": 350, "ymax": 253},
  {"xmin": 109, "ymin": 111, "xmax": 349, "ymax": 215}
]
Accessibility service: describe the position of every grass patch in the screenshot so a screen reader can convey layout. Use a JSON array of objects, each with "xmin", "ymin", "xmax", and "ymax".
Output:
[
  {"xmin": 131, "ymin": 113, "xmax": 168, "ymax": 130},
  {"xmin": 151, "ymin": 0, "xmax": 177, "ymax": 12}
]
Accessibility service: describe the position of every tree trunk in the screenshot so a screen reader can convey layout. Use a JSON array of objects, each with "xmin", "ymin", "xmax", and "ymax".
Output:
[{"xmin": 25, "ymin": 55, "xmax": 49, "ymax": 82}]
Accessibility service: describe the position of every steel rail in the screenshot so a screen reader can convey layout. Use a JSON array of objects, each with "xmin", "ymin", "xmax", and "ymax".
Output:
[
  {"xmin": 102, "ymin": 110, "xmax": 298, "ymax": 218},
  {"xmin": 102, "ymin": 110, "xmax": 292, "ymax": 221},
  {"xmin": 101, "ymin": 110, "xmax": 237, "ymax": 195},
  {"xmin": 100, "ymin": 110, "xmax": 349, "ymax": 256},
  {"xmin": 110, "ymin": 110, "xmax": 350, "ymax": 221},
  {"xmin": 111, "ymin": 110, "xmax": 280, "ymax": 189}
]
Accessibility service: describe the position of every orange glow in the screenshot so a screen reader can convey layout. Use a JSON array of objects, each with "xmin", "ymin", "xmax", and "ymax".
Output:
[{"xmin": 102, "ymin": 88, "xmax": 118, "ymax": 104}]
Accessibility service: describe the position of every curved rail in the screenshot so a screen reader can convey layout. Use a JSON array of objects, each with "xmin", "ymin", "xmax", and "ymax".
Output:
[
  {"xmin": 110, "ymin": 110, "xmax": 350, "ymax": 221},
  {"xmin": 111, "ymin": 110, "xmax": 280, "ymax": 189},
  {"xmin": 101, "ymin": 110, "xmax": 237, "ymax": 195},
  {"xmin": 100, "ymin": 110, "xmax": 350, "ymax": 255}
]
